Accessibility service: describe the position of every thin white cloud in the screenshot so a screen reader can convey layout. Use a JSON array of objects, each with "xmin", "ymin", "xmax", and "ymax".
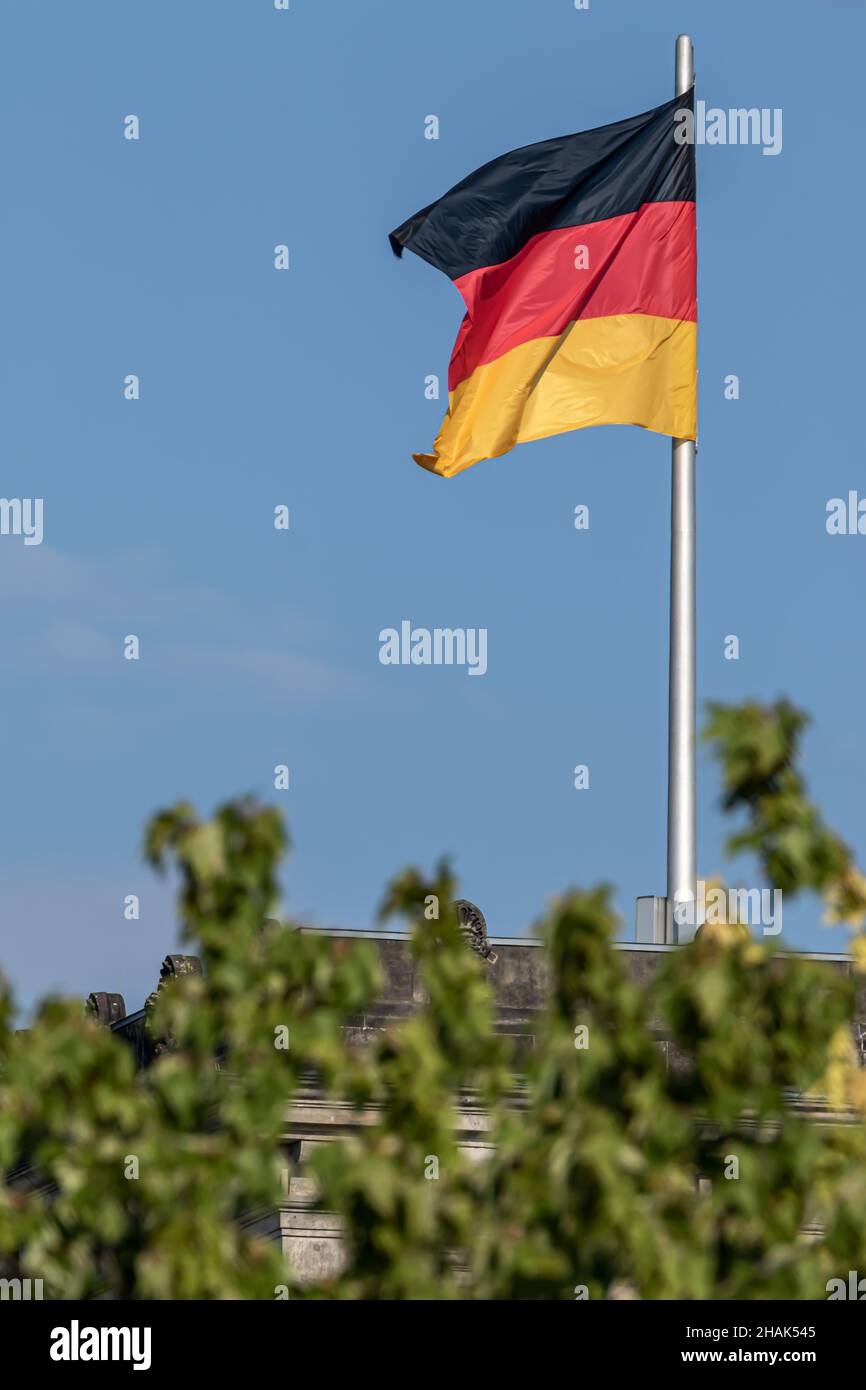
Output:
[{"xmin": 0, "ymin": 545, "xmax": 361, "ymax": 706}]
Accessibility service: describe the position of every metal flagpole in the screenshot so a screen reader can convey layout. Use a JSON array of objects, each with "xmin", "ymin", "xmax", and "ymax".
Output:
[{"xmin": 667, "ymin": 33, "xmax": 696, "ymax": 944}]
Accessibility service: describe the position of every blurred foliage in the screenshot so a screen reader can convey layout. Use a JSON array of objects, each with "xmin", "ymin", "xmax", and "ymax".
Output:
[
  {"xmin": 704, "ymin": 698, "xmax": 866, "ymax": 926},
  {"xmin": 1, "ymin": 700, "xmax": 866, "ymax": 1299}
]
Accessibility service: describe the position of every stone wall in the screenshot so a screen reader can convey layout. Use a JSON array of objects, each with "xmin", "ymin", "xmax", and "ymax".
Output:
[{"xmin": 102, "ymin": 929, "xmax": 860, "ymax": 1285}]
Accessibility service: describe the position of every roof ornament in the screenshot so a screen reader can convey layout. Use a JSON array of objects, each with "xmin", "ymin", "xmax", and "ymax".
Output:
[
  {"xmin": 454, "ymin": 900, "xmax": 498, "ymax": 964},
  {"xmin": 85, "ymin": 992, "xmax": 126, "ymax": 1026},
  {"xmin": 144, "ymin": 955, "xmax": 203, "ymax": 1057}
]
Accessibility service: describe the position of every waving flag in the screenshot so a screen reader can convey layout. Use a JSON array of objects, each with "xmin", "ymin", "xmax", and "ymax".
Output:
[{"xmin": 390, "ymin": 89, "xmax": 696, "ymax": 478}]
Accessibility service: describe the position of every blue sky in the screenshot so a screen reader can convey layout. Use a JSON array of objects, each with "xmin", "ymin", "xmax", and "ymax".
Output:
[{"xmin": 2, "ymin": 0, "xmax": 865, "ymax": 1014}]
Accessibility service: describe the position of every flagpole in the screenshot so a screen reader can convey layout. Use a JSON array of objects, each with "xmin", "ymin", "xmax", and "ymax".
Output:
[{"xmin": 667, "ymin": 33, "xmax": 696, "ymax": 943}]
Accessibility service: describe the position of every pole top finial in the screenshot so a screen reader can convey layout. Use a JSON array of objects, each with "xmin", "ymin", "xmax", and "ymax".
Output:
[{"xmin": 675, "ymin": 35, "xmax": 695, "ymax": 96}]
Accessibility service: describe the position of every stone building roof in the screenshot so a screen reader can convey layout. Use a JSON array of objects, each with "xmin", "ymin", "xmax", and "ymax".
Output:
[
  {"xmin": 97, "ymin": 930, "xmax": 865, "ymax": 1074},
  {"xmin": 68, "ymin": 930, "xmax": 866, "ymax": 1282}
]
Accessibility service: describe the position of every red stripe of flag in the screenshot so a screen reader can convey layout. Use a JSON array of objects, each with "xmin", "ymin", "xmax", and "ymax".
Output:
[{"xmin": 448, "ymin": 200, "xmax": 696, "ymax": 392}]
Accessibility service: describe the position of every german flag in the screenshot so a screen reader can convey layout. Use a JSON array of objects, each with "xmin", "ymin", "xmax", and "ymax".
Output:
[{"xmin": 390, "ymin": 90, "xmax": 696, "ymax": 478}]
